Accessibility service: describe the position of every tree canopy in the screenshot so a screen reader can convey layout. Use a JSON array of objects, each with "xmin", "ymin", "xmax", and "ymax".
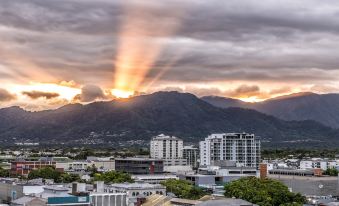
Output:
[
  {"xmin": 324, "ymin": 168, "xmax": 338, "ymax": 176},
  {"xmin": 161, "ymin": 179, "xmax": 208, "ymax": 200},
  {"xmin": 224, "ymin": 177, "xmax": 306, "ymax": 206},
  {"xmin": 28, "ymin": 167, "xmax": 81, "ymax": 183},
  {"xmin": 0, "ymin": 167, "xmax": 9, "ymax": 177},
  {"xmin": 93, "ymin": 171, "xmax": 134, "ymax": 184},
  {"xmin": 28, "ymin": 167, "xmax": 62, "ymax": 182}
]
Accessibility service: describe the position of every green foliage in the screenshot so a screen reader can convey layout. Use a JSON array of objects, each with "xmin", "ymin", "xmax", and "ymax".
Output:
[
  {"xmin": 161, "ymin": 179, "xmax": 208, "ymax": 200},
  {"xmin": 60, "ymin": 173, "xmax": 82, "ymax": 183},
  {"xmin": 93, "ymin": 171, "xmax": 134, "ymax": 184},
  {"xmin": 0, "ymin": 167, "xmax": 9, "ymax": 177},
  {"xmin": 224, "ymin": 177, "xmax": 306, "ymax": 206},
  {"xmin": 28, "ymin": 167, "xmax": 81, "ymax": 183},
  {"xmin": 87, "ymin": 164, "xmax": 98, "ymax": 177},
  {"xmin": 28, "ymin": 167, "xmax": 62, "ymax": 182},
  {"xmin": 324, "ymin": 168, "xmax": 338, "ymax": 176},
  {"xmin": 74, "ymin": 149, "xmax": 95, "ymax": 160},
  {"xmin": 262, "ymin": 149, "xmax": 339, "ymax": 159}
]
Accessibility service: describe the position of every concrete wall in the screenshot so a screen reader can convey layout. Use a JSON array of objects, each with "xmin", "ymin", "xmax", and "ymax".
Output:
[
  {"xmin": 0, "ymin": 182, "xmax": 24, "ymax": 203},
  {"xmin": 91, "ymin": 193, "xmax": 127, "ymax": 206}
]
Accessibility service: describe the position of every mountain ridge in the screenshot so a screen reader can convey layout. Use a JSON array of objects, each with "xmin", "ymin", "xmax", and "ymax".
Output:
[
  {"xmin": 202, "ymin": 92, "xmax": 339, "ymax": 128},
  {"xmin": 0, "ymin": 91, "xmax": 338, "ymax": 147}
]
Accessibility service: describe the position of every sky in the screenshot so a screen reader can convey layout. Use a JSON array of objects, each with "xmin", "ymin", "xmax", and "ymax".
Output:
[{"xmin": 1, "ymin": 0, "xmax": 339, "ymax": 110}]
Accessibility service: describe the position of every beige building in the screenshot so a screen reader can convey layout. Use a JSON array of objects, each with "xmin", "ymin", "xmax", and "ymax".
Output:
[
  {"xmin": 56, "ymin": 160, "xmax": 115, "ymax": 172},
  {"xmin": 150, "ymin": 134, "xmax": 183, "ymax": 159}
]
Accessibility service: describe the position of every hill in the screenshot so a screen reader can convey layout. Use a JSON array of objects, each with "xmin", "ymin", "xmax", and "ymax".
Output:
[
  {"xmin": 0, "ymin": 91, "xmax": 338, "ymax": 147},
  {"xmin": 202, "ymin": 93, "xmax": 339, "ymax": 129}
]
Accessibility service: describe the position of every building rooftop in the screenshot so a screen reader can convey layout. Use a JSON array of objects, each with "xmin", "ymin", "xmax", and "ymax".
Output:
[
  {"xmin": 109, "ymin": 182, "xmax": 165, "ymax": 190},
  {"xmin": 115, "ymin": 157, "xmax": 163, "ymax": 161},
  {"xmin": 183, "ymin": 145, "xmax": 198, "ymax": 150},
  {"xmin": 132, "ymin": 174, "xmax": 177, "ymax": 179},
  {"xmin": 44, "ymin": 185, "xmax": 70, "ymax": 192},
  {"xmin": 11, "ymin": 196, "xmax": 46, "ymax": 205},
  {"xmin": 142, "ymin": 194, "xmax": 172, "ymax": 206},
  {"xmin": 270, "ymin": 168, "xmax": 314, "ymax": 174},
  {"xmin": 197, "ymin": 198, "xmax": 257, "ymax": 206},
  {"xmin": 171, "ymin": 198, "xmax": 202, "ymax": 205},
  {"xmin": 152, "ymin": 134, "xmax": 182, "ymax": 141}
]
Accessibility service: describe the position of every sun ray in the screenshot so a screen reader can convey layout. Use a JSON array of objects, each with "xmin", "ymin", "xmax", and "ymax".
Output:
[{"xmin": 113, "ymin": 1, "xmax": 184, "ymax": 94}]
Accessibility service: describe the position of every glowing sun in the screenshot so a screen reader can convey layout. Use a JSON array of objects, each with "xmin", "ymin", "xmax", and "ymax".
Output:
[{"xmin": 111, "ymin": 89, "xmax": 134, "ymax": 98}]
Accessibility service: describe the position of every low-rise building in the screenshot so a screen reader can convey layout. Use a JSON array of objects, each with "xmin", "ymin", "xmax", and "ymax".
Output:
[
  {"xmin": 114, "ymin": 158, "xmax": 163, "ymax": 174},
  {"xmin": 142, "ymin": 194, "xmax": 202, "ymax": 206},
  {"xmin": 90, "ymin": 193, "xmax": 127, "ymax": 206},
  {"xmin": 11, "ymin": 161, "xmax": 56, "ymax": 177},
  {"xmin": 163, "ymin": 158, "xmax": 192, "ymax": 173},
  {"xmin": 56, "ymin": 161, "xmax": 89, "ymax": 172},
  {"xmin": 180, "ymin": 162, "xmax": 258, "ymax": 188},
  {"xmin": 180, "ymin": 169, "xmax": 258, "ymax": 189},
  {"xmin": 105, "ymin": 183, "xmax": 166, "ymax": 205},
  {"xmin": 299, "ymin": 159, "xmax": 338, "ymax": 170},
  {"xmin": 0, "ymin": 179, "xmax": 45, "ymax": 203},
  {"xmin": 132, "ymin": 174, "xmax": 178, "ymax": 184},
  {"xmin": 10, "ymin": 196, "xmax": 46, "ymax": 206},
  {"xmin": 197, "ymin": 198, "xmax": 257, "ymax": 206},
  {"xmin": 92, "ymin": 161, "xmax": 115, "ymax": 172},
  {"xmin": 46, "ymin": 196, "xmax": 91, "ymax": 206},
  {"xmin": 163, "ymin": 165, "xmax": 193, "ymax": 174},
  {"xmin": 164, "ymin": 159, "xmax": 187, "ymax": 167},
  {"xmin": 56, "ymin": 159, "xmax": 115, "ymax": 173},
  {"xmin": 269, "ymin": 168, "xmax": 318, "ymax": 176}
]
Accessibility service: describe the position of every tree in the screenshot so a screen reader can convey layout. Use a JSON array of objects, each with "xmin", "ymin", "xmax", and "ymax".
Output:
[
  {"xmin": 324, "ymin": 168, "xmax": 338, "ymax": 176},
  {"xmin": 93, "ymin": 171, "xmax": 134, "ymax": 184},
  {"xmin": 87, "ymin": 164, "xmax": 98, "ymax": 177},
  {"xmin": 28, "ymin": 167, "xmax": 81, "ymax": 183},
  {"xmin": 161, "ymin": 179, "xmax": 208, "ymax": 200},
  {"xmin": 0, "ymin": 167, "xmax": 9, "ymax": 177},
  {"xmin": 60, "ymin": 173, "xmax": 82, "ymax": 183},
  {"xmin": 224, "ymin": 177, "xmax": 306, "ymax": 206},
  {"xmin": 74, "ymin": 149, "xmax": 95, "ymax": 160},
  {"xmin": 28, "ymin": 167, "xmax": 62, "ymax": 182}
]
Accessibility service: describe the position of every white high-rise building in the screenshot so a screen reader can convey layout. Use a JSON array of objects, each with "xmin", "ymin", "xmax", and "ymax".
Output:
[
  {"xmin": 200, "ymin": 133, "xmax": 260, "ymax": 167},
  {"xmin": 183, "ymin": 146, "xmax": 199, "ymax": 169},
  {"xmin": 150, "ymin": 134, "xmax": 183, "ymax": 159}
]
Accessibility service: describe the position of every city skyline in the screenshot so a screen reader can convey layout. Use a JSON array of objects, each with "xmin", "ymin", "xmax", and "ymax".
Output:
[{"xmin": 1, "ymin": 0, "xmax": 339, "ymax": 110}]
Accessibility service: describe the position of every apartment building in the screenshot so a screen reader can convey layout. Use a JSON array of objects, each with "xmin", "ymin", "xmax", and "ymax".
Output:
[
  {"xmin": 183, "ymin": 145, "xmax": 199, "ymax": 169},
  {"xmin": 150, "ymin": 134, "xmax": 183, "ymax": 159},
  {"xmin": 199, "ymin": 133, "xmax": 260, "ymax": 167}
]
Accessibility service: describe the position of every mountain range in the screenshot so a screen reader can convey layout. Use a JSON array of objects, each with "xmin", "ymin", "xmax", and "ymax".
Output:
[
  {"xmin": 0, "ymin": 91, "xmax": 338, "ymax": 148},
  {"xmin": 202, "ymin": 92, "xmax": 339, "ymax": 129}
]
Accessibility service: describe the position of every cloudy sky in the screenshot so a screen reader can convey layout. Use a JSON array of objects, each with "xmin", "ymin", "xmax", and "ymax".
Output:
[{"xmin": 1, "ymin": 0, "xmax": 339, "ymax": 110}]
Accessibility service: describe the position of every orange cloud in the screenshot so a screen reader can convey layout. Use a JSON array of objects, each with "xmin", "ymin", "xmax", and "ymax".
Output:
[
  {"xmin": 0, "ymin": 88, "xmax": 16, "ymax": 102},
  {"xmin": 22, "ymin": 91, "xmax": 60, "ymax": 99}
]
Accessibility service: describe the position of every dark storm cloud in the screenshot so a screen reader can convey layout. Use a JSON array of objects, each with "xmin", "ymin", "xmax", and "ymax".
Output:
[
  {"xmin": 1, "ymin": 0, "xmax": 339, "ymax": 86},
  {"xmin": 0, "ymin": 0, "xmax": 123, "ymax": 35},
  {"xmin": 0, "ymin": 89, "xmax": 16, "ymax": 102},
  {"xmin": 74, "ymin": 85, "xmax": 106, "ymax": 102},
  {"xmin": 22, "ymin": 91, "xmax": 60, "ymax": 99}
]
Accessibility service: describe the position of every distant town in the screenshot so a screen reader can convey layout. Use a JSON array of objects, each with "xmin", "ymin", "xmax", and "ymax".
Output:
[
  {"xmin": 0, "ymin": 133, "xmax": 338, "ymax": 205},
  {"xmin": 1, "ymin": 0, "xmax": 339, "ymax": 205}
]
